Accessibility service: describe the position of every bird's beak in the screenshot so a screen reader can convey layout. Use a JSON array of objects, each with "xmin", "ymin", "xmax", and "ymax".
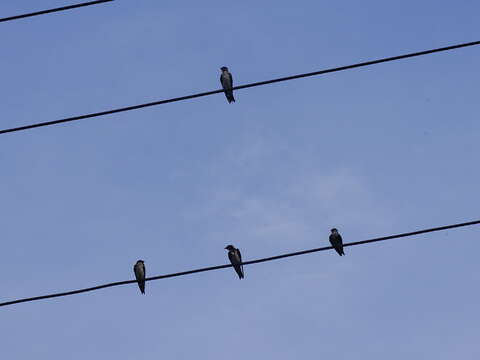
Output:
[{"xmin": 224, "ymin": 246, "xmax": 229, "ymax": 249}]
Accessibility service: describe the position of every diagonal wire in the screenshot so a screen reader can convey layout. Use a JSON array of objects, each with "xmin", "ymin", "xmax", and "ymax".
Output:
[
  {"xmin": 0, "ymin": 40, "xmax": 479, "ymax": 135},
  {"xmin": 0, "ymin": 0, "xmax": 114, "ymax": 23},
  {"xmin": 1, "ymin": 219, "xmax": 478, "ymax": 308}
]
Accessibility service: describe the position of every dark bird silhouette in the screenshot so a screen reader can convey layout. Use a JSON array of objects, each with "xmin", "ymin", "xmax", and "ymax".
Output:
[
  {"xmin": 133, "ymin": 260, "xmax": 146, "ymax": 294},
  {"xmin": 220, "ymin": 66, "xmax": 235, "ymax": 103},
  {"xmin": 329, "ymin": 228, "xmax": 345, "ymax": 256},
  {"xmin": 225, "ymin": 245, "xmax": 244, "ymax": 279}
]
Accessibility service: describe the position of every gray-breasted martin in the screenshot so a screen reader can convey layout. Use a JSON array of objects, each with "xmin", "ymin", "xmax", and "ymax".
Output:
[
  {"xmin": 225, "ymin": 245, "xmax": 244, "ymax": 279},
  {"xmin": 220, "ymin": 66, "xmax": 235, "ymax": 103},
  {"xmin": 133, "ymin": 260, "xmax": 146, "ymax": 294},
  {"xmin": 329, "ymin": 228, "xmax": 345, "ymax": 256}
]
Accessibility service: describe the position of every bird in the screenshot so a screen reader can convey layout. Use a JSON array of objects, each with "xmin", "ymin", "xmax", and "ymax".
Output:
[
  {"xmin": 225, "ymin": 245, "xmax": 244, "ymax": 279},
  {"xmin": 329, "ymin": 228, "xmax": 345, "ymax": 256},
  {"xmin": 133, "ymin": 260, "xmax": 146, "ymax": 294},
  {"xmin": 220, "ymin": 66, "xmax": 235, "ymax": 103}
]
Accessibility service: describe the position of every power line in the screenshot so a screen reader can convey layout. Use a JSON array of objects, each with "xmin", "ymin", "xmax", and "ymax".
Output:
[
  {"xmin": 1, "ymin": 219, "xmax": 478, "ymax": 308},
  {"xmin": 0, "ymin": 0, "xmax": 114, "ymax": 23},
  {"xmin": 1, "ymin": 40, "xmax": 478, "ymax": 136}
]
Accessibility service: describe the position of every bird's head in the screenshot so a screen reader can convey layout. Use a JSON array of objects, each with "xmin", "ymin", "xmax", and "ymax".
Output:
[
  {"xmin": 224, "ymin": 245, "xmax": 235, "ymax": 251},
  {"xmin": 136, "ymin": 260, "xmax": 145, "ymax": 264},
  {"xmin": 330, "ymin": 228, "xmax": 338, "ymax": 233},
  {"xmin": 220, "ymin": 66, "xmax": 228, "ymax": 71}
]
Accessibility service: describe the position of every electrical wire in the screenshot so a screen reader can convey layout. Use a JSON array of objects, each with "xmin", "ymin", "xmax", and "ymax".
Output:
[
  {"xmin": 0, "ymin": 0, "xmax": 114, "ymax": 23},
  {"xmin": 1, "ymin": 219, "xmax": 478, "ymax": 308},
  {"xmin": 0, "ymin": 40, "xmax": 478, "ymax": 135}
]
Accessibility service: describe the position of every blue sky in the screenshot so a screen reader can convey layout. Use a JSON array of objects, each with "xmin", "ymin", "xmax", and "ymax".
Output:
[{"xmin": 1, "ymin": 0, "xmax": 479, "ymax": 359}]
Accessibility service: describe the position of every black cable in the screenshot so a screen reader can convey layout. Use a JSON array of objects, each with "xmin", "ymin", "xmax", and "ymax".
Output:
[
  {"xmin": 0, "ymin": 0, "xmax": 114, "ymax": 23},
  {"xmin": 0, "ymin": 40, "xmax": 478, "ymax": 135},
  {"xmin": 1, "ymin": 219, "xmax": 478, "ymax": 308}
]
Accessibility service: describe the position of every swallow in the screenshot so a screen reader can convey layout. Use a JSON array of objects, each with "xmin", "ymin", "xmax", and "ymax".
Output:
[
  {"xmin": 133, "ymin": 260, "xmax": 146, "ymax": 294},
  {"xmin": 220, "ymin": 66, "xmax": 235, "ymax": 103},
  {"xmin": 225, "ymin": 245, "xmax": 244, "ymax": 279},
  {"xmin": 329, "ymin": 228, "xmax": 345, "ymax": 256}
]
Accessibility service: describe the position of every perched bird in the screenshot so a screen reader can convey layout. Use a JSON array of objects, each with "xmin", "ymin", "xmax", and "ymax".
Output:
[
  {"xmin": 225, "ymin": 245, "xmax": 244, "ymax": 279},
  {"xmin": 220, "ymin": 66, "xmax": 235, "ymax": 103},
  {"xmin": 133, "ymin": 260, "xmax": 146, "ymax": 294},
  {"xmin": 329, "ymin": 228, "xmax": 345, "ymax": 256}
]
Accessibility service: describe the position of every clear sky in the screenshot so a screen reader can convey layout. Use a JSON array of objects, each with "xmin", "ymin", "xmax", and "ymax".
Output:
[{"xmin": 1, "ymin": 1, "xmax": 479, "ymax": 359}]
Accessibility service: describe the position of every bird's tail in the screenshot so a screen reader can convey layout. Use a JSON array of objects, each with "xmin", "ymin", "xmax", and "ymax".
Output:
[
  {"xmin": 235, "ymin": 266, "xmax": 244, "ymax": 279},
  {"xmin": 226, "ymin": 91, "xmax": 235, "ymax": 103}
]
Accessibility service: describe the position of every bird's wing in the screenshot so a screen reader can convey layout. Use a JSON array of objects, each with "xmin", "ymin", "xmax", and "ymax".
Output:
[
  {"xmin": 237, "ymin": 249, "xmax": 243, "ymax": 272},
  {"xmin": 228, "ymin": 72, "xmax": 233, "ymax": 86},
  {"xmin": 329, "ymin": 234, "xmax": 337, "ymax": 246},
  {"xmin": 142, "ymin": 263, "xmax": 146, "ymax": 279},
  {"xmin": 133, "ymin": 265, "xmax": 140, "ymax": 281},
  {"xmin": 338, "ymin": 234, "xmax": 343, "ymax": 244}
]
